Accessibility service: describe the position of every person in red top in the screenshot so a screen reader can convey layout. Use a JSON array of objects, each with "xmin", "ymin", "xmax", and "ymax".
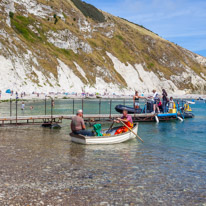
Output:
[{"xmin": 114, "ymin": 110, "xmax": 133, "ymax": 135}]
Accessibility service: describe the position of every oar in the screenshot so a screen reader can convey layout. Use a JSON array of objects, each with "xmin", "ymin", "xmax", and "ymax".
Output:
[
  {"xmin": 106, "ymin": 121, "xmax": 115, "ymax": 134},
  {"xmin": 119, "ymin": 119, "xmax": 144, "ymax": 143}
]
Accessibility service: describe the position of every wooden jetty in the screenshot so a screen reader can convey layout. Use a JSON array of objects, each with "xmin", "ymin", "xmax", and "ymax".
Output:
[
  {"xmin": 0, "ymin": 113, "xmax": 178, "ymax": 126},
  {"xmin": 0, "ymin": 97, "xmax": 183, "ymax": 127},
  {"xmin": 0, "ymin": 115, "xmax": 63, "ymax": 126}
]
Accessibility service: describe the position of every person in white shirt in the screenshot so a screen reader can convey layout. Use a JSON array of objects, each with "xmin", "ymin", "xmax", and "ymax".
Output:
[
  {"xmin": 21, "ymin": 102, "xmax": 25, "ymax": 110},
  {"xmin": 152, "ymin": 90, "xmax": 160, "ymax": 113}
]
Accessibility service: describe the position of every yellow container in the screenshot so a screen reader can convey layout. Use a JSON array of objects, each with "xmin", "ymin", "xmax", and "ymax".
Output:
[
  {"xmin": 184, "ymin": 104, "xmax": 192, "ymax": 112},
  {"xmin": 169, "ymin": 109, "xmax": 177, "ymax": 113}
]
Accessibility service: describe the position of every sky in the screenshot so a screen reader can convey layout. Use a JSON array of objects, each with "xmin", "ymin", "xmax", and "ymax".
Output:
[{"xmin": 84, "ymin": 0, "xmax": 206, "ymax": 57}]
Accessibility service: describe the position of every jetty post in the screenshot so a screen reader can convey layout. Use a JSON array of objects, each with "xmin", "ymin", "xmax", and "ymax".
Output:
[
  {"xmin": 15, "ymin": 98, "xmax": 17, "ymax": 125},
  {"xmin": 99, "ymin": 99, "xmax": 101, "ymax": 120},
  {"xmin": 51, "ymin": 98, "xmax": 53, "ymax": 123},
  {"xmin": 82, "ymin": 99, "xmax": 84, "ymax": 117},
  {"xmin": 110, "ymin": 99, "xmax": 112, "ymax": 119},
  {"xmin": 10, "ymin": 98, "xmax": 12, "ymax": 116},
  {"xmin": 44, "ymin": 97, "xmax": 47, "ymax": 115},
  {"xmin": 46, "ymin": 96, "xmax": 54, "ymax": 124},
  {"xmin": 73, "ymin": 99, "xmax": 74, "ymax": 114},
  {"xmin": 10, "ymin": 98, "xmax": 12, "ymax": 124}
]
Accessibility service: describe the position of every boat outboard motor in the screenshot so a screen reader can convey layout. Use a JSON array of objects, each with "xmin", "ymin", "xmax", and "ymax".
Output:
[{"xmin": 144, "ymin": 100, "xmax": 154, "ymax": 113}]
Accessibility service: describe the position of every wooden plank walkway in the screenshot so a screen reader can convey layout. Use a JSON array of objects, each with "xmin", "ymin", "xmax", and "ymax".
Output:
[
  {"xmin": 0, "ymin": 113, "xmax": 155, "ymax": 121},
  {"xmin": 0, "ymin": 113, "xmax": 179, "ymax": 126},
  {"xmin": 0, "ymin": 115, "xmax": 63, "ymax": 126},
  {"xmin": 0, "ymin": 113, "xmax": 157, "ymax": 125},
  {"xmin": 0, "ymin": 115, "xmax": 64, "ymax": 121}
]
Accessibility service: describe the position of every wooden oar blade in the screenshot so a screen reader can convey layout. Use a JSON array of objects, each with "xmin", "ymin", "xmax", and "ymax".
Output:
[{"xmin": 119, "ymin": 119, "xmax": 144, "ymax": 143}]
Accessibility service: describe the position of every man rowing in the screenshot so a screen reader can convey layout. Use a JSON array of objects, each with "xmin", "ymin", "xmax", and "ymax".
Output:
[{"xmin": 114, "ymin": 109, "xmax": 133, "ymax": 135}]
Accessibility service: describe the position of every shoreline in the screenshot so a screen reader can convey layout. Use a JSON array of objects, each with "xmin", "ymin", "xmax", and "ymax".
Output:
[{"xmin": 0, "ymin": 93, "xmax": 206, "ymax": 101}]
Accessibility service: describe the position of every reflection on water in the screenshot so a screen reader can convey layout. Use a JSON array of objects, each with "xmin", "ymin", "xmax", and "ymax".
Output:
[{"xmin": 0, "ymin": 101, "xmax": 205, "ymax": 205}]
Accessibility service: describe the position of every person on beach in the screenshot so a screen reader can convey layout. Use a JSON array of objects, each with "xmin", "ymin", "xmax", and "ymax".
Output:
[
  {"xmin": 114, "ymin": 110, "xmax": 133, "ymax": 135},
  {"xmin": 162, "ymin": 89, "xmax": 168, "ymax": 113},
  {"xmin": 151, "ymin": 89, "xmax": 160, "ymax": 113},
  {"xmin": 21, "ymin": 102, "xmax": 25, "ymax": 110},
  {"xmin": 133, "ymin": 91, "xmax": 145, "ymax": 109},
  {"xmin": 71, "ymin": 109, "xmax": 94, "ymax": 136}
]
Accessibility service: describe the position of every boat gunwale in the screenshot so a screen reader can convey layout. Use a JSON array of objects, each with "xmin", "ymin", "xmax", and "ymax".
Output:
[{"xmin": 70, "ymin": 123, "xmax": 138, "ymax": 140}]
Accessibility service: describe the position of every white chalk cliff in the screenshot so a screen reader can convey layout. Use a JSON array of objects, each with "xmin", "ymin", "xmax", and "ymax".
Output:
[{"xmin": 0, "ymin": 0, "xmax": 206, "ymax": 94}]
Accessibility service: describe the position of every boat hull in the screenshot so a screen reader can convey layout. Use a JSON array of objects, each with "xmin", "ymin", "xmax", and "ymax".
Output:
[
  {"xmin": 182, "ymin": 112, "xmax": 194, "ymax": 118},
  {"xmin": 115, "ymin": 105, "xmax": 142, "ymax": 114},
  {"xmin": 70, "ymin": 124, "xmax": 138, "ymax": 145}
]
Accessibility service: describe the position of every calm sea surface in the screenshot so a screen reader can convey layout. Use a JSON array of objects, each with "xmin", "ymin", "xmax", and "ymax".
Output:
[{"xmin": 0, "ymin": 99, "xmax": 205, "ymax": 205}]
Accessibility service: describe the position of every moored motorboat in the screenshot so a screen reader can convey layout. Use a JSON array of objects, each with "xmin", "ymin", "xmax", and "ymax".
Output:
[
  {"xmin": 70, "ymin": 124, "xmax": 138, "ymax": 145},
  {"xmin": 179, "ymin": 101, "xmax": 195, "ymax": 118},
  {"xmin": 178, "ymin": 112, "xmax": 194, "ymax": 118},
  {"xmin": 183, "ymin": 112, "xmax": 194, "ymax": 118}
]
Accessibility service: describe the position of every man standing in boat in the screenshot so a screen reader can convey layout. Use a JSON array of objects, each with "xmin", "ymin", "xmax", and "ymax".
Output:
[
  {"xmin": 71, "ymin": 109, "xmax": 94, "ymax": 136},
  {"xmin": 114, "ymin": 110, "xmax": 133, "ymax": 135}
]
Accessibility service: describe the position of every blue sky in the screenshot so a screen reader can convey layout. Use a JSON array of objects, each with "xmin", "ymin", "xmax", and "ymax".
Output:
[{"xmin": 84, "ymin": 0, "xmax": 206, "ymax": 57}]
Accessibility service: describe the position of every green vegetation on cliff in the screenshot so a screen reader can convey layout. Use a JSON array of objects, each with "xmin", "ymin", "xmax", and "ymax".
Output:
[{"xmin": 1, "ymin": 0, "xmax": 205, "ymax": 92}]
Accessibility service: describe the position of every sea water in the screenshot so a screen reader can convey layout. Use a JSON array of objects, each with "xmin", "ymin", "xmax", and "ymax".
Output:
[{"xmin": 0, "ymin": 99, "xmax": 205, "ymax": 205}]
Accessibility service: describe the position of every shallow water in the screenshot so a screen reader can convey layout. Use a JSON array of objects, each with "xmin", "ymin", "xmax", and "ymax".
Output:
[{"xmin": 0, "ymin": 100, "xmax": 206, "ymax": 205}]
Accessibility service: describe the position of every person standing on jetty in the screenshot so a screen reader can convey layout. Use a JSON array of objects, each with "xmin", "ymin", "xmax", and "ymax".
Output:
[
  {"xmin": 162, "ymin": 89, "xmax": 168, "ymax": 113},
  {"xmin": 151, "ymin": 89, "xmax": 160, "ymax": 113},
  {"xmin": 133, "ymin": 91, "xmax": 145, "ymax": 109},
  {"xmin": 169, "ymin": 97, "xmax": 176, "ymax": 109},
  {"xmin": 71, "ymin": 109, "xmax": 94, "ymax": 136}
]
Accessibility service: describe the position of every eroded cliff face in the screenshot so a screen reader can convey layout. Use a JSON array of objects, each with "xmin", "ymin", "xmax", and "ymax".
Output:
[{"xmin": 0, "ymin": 0, "xmax": 206, "ymax": 94}]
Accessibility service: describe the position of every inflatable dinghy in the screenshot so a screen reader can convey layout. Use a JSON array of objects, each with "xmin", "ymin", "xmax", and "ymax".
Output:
[{"xmin": 115, "ymin": 105, "xmax": 142, "ymax": 114}]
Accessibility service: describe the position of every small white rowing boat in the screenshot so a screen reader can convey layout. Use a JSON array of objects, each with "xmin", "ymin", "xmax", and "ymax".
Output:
[{"xmin": 70, "ymin": 124, "xmax": 138, "ymax": 145}]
